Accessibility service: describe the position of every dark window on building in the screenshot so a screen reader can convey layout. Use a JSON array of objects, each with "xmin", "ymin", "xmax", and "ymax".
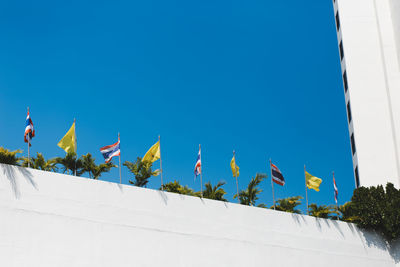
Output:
[
  {"xmin": 339, "ymin": 41, "xmax": 344, "ymax": 60},
  {"xmin": 351, "ymin": 133, "xmax": 356, "ymax": 155},
  {"xmin": 343, "ymin": 71, "xmax": 348, "ymax": 92},
  {"xmin": 355, "ymin": 166, "xmax": 360, "ymax": 188},
  {"xmin": 347, "ymin": 102, "xmax": 352, "ymax": 123},
  {"xmin": 335, "ymin": 12, "xmax": 340, "ymax": 31}
]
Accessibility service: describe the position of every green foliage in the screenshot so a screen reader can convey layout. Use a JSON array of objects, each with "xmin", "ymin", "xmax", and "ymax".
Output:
[
  {"xmin": 21, "ymin": 152, "xmax": 57, "ymax": 171},
  {"xmin": 124, "ymin": 157, "xmax": 157, "ymax": 187},
  {"xmin": 162, "ymin": 180, "xmax": 195, "ymax": 195},
  {"xmin": 274, "ymin": 196, "xmax": 303, "ymax": 214},
  {"xmin": 234, "ymin": 173, "xmax": 267, "ymax": 206},
  {"xmin": 309, "ymin": 203, "xmax": 339, "ymax": 219},
  {"xmin": 338, "ymin": 202, "xmax": 359, "ymax": 222},
  {"xmin": 54, "ymin": 152, "xmax": 84, "ymax": 176},
  {"xmin": 80, "ymin": 153, "xmax": 115, "ymax": 179},
  {"xmin": 0, "ymin": 147, "xmax": 22, "ymax": 166},
  {"xmin": 201, "ymin": 181, "xmax": 227, "ymax": 201},
  {"xmin": 342, "ymin": 183, "xmax": 400, "ymax": 242}
]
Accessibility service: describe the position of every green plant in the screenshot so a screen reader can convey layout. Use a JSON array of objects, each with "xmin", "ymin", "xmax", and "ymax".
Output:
[
  {"xmin": 343, "ymin": 183, "xmax": 400, "ymax": 242},
  {"xmin": 162, "ymin": 180, "xmax": 195, "ymax": 196},
  {"xmin": 54, "ymin": 152, "xmax": 84, "ymax": 176},
  {"xmin": 234, "ymin": 173, "xmax": 266, "ymax": 206},
  {"xmin": 274, "ymin": 196, "xmax": 303, "ymax": 214},
  {"xmin": 0, "ymin": 147, "xmax": 22, "ymax": 166},
  {"xmin": 124, "ymin": 157, "xmax": 157, "ymax": 187},
  {"xmin": 21, "ymin": 152, "xmax": 57, "ymax": 171},
  {"xmin": 200, "ymin": 181, "xmax": 227, "ymax": 201},
  {"xmin": 309, "ymin": 203, "xmax": 339, "ymax": 219}
]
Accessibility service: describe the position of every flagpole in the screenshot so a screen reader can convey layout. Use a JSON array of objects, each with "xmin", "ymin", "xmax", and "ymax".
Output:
[
  {"xmin": 118, "ymin": 133, "xmax": 122, "ymax": 184},
  {"xmin": 234, "ymin": 150, "xmax": 239, "ymax": 204},
  {"xmin": 27, "ymin": 107, "xmax": 30, "ymax": 168},
  {"xmin": 333, "ymin": 171, "xmax": 338, "ymax": 216},
  {"xmin": 270, "ymin": 159, "xmax": 276, "ymax": 210},
  {"xmin": 304, "ymin": 164, "xmax": 309, "ymax": 215},
  {"xmin": 199, "ymin": 144, "xmax": 203, "ymax": 198},
  {"xmin": 74, "ymin": 118, "xmax": 77, "ymax": 176},
  {"xmin": 159, "ymin": 135, "xmax": 163, "ymax": 190}
]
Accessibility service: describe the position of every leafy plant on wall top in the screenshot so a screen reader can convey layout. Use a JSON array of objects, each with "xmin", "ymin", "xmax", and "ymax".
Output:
[
  {"xmin": 234, "ymin": 173, "xmax": 267, "ymax": 206},
  {"xmin": 0, "ymin": 147, "xmax": 22, "ymax": 166},
  {"xmin": 21, "ymin": 152, "xmax": 58, "ymax": 172},
  {"xmin": 274, "ymin": 196, "xmax": 303, "ymax": 214},
  {"xmin": 124, "ymin": 157, "xmax": 158, "ymax": 187}
]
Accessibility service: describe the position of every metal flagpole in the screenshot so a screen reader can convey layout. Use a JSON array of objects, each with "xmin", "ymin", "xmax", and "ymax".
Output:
[
  {"xmin": 27, "ymin": 107, "xmax": 30, "ymax": 168},
  {"xmin": 333, "ymin": 171, "xmax": 338, "ymax": 217},
  {"xmin": 118, "ymin": 133, "xmax": 122, "ymax": 184},
  {"xmin": 199, "ymin": 144, "xmax": 203, "ymax": 198},
  {"xmin": 270, "ymin": 159, "xmax": 276, "ymax": 210},
  {"xmin": 304, "ymin": 164, "xmax": 309, "ymax": 215},
  {"xmin": 74, "ymin": 118, "xmax": 77, "ymax": 176},
  {"xmin": 159, "ymin": 135, "xmax": 163, "ymax": 190},
  {"xmin": 234, "ymin": 150, "xmax": 239, "ymax": 204}
]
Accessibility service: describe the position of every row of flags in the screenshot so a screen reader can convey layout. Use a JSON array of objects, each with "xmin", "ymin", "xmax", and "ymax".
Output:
[{"xmin": 23, "ymin": 110, "xmax": 339, "ymax": 208}]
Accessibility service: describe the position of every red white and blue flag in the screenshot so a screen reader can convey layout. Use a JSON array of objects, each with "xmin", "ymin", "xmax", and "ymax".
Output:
[
  {"xmin": 194, "ymin": 147, "xmax": 201, "ymax": 177},
  {"xmin": 24, "ymin": 110, "xmax": 35, "ymax": 145},
  {"xmin": 333, "ymin": 175, "xmax": 338, "ymax": 204},
  {"xmin": 271, "ymin": 162, "xmax": 285, "ymax": 186},
  {"xmin": 100, "ymin": 138, "xmax": 120, "ymax": 163}
]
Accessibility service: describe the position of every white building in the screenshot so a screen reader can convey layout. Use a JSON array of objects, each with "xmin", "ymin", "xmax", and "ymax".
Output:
[
  {"xmin": 332, "ymin": 0, "xmax": 400, "ymax": 188},
  {"xmin": 0, "ymin": 163, "xmax": 398, "ymax": 267}
]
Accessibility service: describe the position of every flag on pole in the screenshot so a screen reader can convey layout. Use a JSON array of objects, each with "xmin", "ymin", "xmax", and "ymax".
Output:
[
  {"xmin": 24, "ymin": 110, "xmax": 35, "ymax": 145},
  {"xmin": 305, "ymin": 171, "xmax": 322, "ymax": 191},
  {"xmin": 57, "ymin": 121, "xmax": 76, "ymax": 153},
  {"xmin": 194, "ymin": 147, "xmax": 201, "ymax": 177},
  {"xmin": 230, "ymin": 155, "xmax": 239, "ymax": 177},
  {"xmin": 333, "ymin": 175, "xmax": 338, "ymax": 204},
  {"xmin": 100, "ymin": 138, "xmax": 120, "ymax": 163},
  {"xmin": 142, "ymin": 140, "xmax": 160, "ymax": 163},
  {"xmin": 271, "ymin": 162, "xmax": 285, "ymax": 186}
]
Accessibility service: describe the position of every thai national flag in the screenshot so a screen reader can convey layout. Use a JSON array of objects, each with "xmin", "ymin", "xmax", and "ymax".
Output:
[
  {"xmin": 100, "ymin": 138, "xmax": 120, "ymax": 163},
  {"xmin": 271, "ymin": 162, "xmax": 285, "ymax": 186},
  {"xmin": 24, "ymin": 110, "xmax": 35, "ymax": 145},
  {"xmin": 194, "ymin": 147, "xmax": 201, "ymax": 177},
  {"xmin": 333, "ymin": 176, "xmax": 338, "ymax": 204}
]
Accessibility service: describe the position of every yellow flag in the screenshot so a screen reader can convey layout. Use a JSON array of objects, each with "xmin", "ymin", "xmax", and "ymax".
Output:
[
  {"xmin": 142, "ymin": 140, "xmax": 160, "ymax": 163},
  {"xmin": 230, "ymin": 156, "xmax": 239, "ymax": 177},
  {"xmin": 305, "ymin": 171, "xmax": 322, "ymax": 191},
  {"xmin": 57, "ymin": 122, "xmax": 76, "ymax": 153}
]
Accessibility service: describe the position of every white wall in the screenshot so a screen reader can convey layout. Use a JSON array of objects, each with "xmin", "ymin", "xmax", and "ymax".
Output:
[
  {"xmin": 0, "ymin": 164, "xmax": 398, "ymax": 267},
  {"xmin": 337, "ymin": 0, "xmax": 400, "ymax": 188}
]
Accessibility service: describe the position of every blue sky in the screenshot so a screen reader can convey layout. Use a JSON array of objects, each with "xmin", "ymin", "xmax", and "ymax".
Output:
[{"xmin": 0, "ymin": 0, "xmax": 353, "ymax": 211}]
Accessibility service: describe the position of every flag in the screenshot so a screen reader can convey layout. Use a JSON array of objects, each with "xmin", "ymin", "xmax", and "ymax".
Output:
[
  {"xmin": 24, "ymin": 110, "xmax": 35, "ymax": 145},
  {"xmin": 194, "ymin": 147, "xmax": 201, "ymax": 176},
  {"xmin": 333, "ymin": 176, "xmax": 338, "ymax": 204},
  {"xmin": 58, "ymin": 121, "xmax": 76, "ymax": 153},
  {"xmin": 100, "ymin": 138, "xmax": 120, "ymax": 163},
  {"xmin": 271, "ymin": 162, "xmax": 285, "ymax": 186},
  {"xmin": 305, "ymin": 171, "xmax": 322, "ymax": 191},
  {"xmin": 230, "ymin": 155, "xmax": 239, "ymax": 177},
  {"xmin": 142, "ymin": 140, "xmax": 160, "ymax": 163}
]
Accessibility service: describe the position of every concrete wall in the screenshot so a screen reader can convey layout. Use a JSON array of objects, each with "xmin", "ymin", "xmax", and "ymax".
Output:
[
  {"xmin": 335, "ymin": 0, "xmax": 400, "ymax": 188},
  {"xmin": 0, "ymin": 163, "xmax": 398, "ymax": 267}
]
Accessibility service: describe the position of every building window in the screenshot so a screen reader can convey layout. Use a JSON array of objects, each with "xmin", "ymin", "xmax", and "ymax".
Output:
[
  {"xmin": 347, "ymin": 102, "xmax": 352, "ymax": 123},
  {"xmin": 343, "ymin": 71, "xmax": 348, "ymax": 92},
  {"xmin": 351, "ymin": 133, "xmax": 356, "ymax": 155},
  {"xmin": 355, "ymin": 166, "xmax": 360, "ymax": 188},
  {"xmin": 335, "ymin": 12, "xmax": 340, "ymax": 31},
  {"xmin": 339, "ymin": 41, "xmax": 344, "ymax": 60}
]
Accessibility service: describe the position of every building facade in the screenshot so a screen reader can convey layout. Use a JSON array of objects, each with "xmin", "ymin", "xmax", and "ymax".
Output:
[{"xmin": 332, "ymin": 0, "xmax": 400, "ymax": 188}]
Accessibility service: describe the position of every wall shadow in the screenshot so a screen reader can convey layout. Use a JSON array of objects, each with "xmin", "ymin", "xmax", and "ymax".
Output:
[
  {"xmin": 1, "ymin": 164, "xmax": 37, "ymax": 199},
  {"xmin": 158, "ymin": 190, "xmax": 168, "ymax": 205}
]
